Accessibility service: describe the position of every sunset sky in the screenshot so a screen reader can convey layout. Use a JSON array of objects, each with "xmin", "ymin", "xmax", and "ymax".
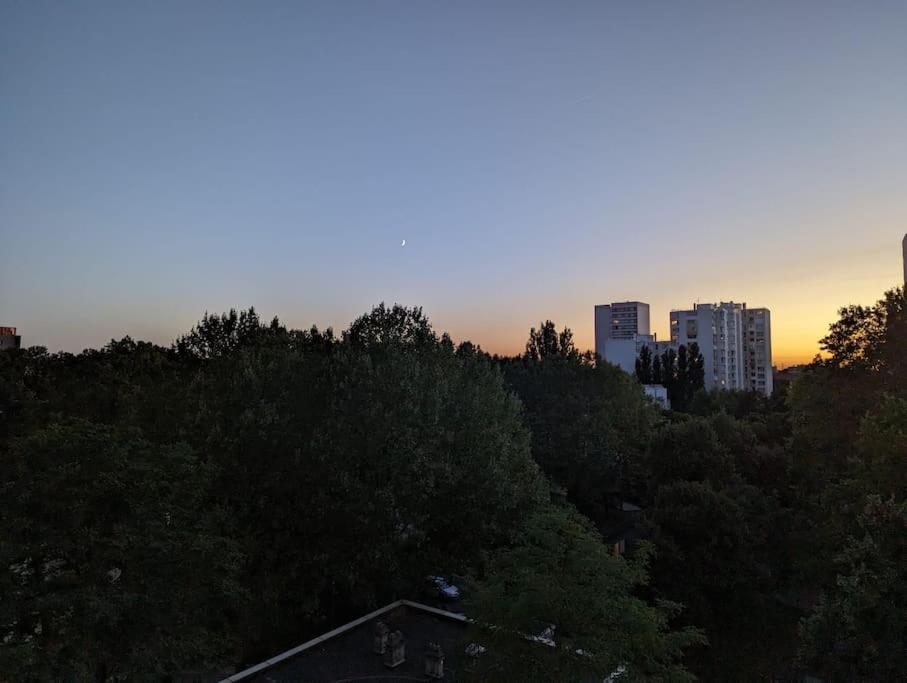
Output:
[{"xmin": 3, "ymin": 2, "xmax": 906, "ymax": 366}]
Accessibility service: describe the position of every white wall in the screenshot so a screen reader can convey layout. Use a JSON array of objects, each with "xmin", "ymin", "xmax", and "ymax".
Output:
[{"xmin": 601, "ymin": 338, "xmax": 640, "ymax": 374}]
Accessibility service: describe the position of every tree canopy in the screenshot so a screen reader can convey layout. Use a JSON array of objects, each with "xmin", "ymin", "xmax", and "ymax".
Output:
[
  {"xmin": 3, "ymin": 287, "xmax": 905, "ymax": 680},
  {"xmin": 0, "ymin": 421, "xmax": 242, "ymax": 679},
  {"xmin": 465, "ymin": 505, "xmax": 705, "ymax": 682}
]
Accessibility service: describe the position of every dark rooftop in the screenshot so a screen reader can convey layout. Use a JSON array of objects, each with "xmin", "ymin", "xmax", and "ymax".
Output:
[{"xmin": 226, "ymin": 600, "xmax": 470, "ymax": 683}]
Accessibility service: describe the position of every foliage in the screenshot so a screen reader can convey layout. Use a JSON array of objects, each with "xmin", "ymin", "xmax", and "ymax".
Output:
[
  {"xmin": 176, "ymin": 303, "xmax": 547, "ymax": 658},
  {"xmin": 635, "ymin": 343, "xmax": 705, "ymax": 411},
  {"xmin": 2, "ymin": 284, "xmax": 904, "ymax": 680},
  {"xmin": 819, "ymin": 286, "xmax": 907, "ymax": 380},
  {"xmin": 0, "ymin": 421, "xmax": 242, "ymax": 680},
  {"xmin": 0, "ymin": 304, "xmax": 550, "ymax": 675},
  {"xmin": 524, "ymin": 320, "xmax": 580, "ymax": 363},
  {"xmin": 344, "ymin": 302, "xmax": 435, "ymax": 351},
  {"xmin": 644, "ymin": 417, "xmax": 735, "ymax": 489},
  {"xmin": 798, "ymin": 496, "xmax": 907, "ymax": 681},
  {"xmin": 785, "ymin": 286, "xmax": 907, "ymax": 681},
  {"xmin": 853, "ymin": 395, "xmax": 907, "ymax": 498},
  {"xmin": 502, "ymin": 325, "xmax": 655, "ymax": 521},
  {"xmin": 791, "ymin": 287, "xmax": 907, "ymax": 459},
  {"xmin": 645, "ymin": 479, "xmax": 776, "ymax": 621},
  {"xmin": 176, "ymin": 307, "xmax": 280, "ymax": 359},
  {"xmin": 634, "ymin": 345, "xmax": 653, "ymax": 383},
  {"xmin": 637, "ymin": 407, "xmax": 796, "ymax": 680},
  {"xmin": 464, "ymin": 506, "xmax": 705, "ymax": 682}
]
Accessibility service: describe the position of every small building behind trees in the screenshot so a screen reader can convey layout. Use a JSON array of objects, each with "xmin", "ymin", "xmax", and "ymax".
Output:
[{"xmin": 643, "ymin": 384, "xmax": 670, "ymax": 410}]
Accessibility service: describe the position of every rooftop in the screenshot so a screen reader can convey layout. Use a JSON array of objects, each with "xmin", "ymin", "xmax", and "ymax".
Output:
[{"xmin": 225, "ymin": 600, "xmax": 469, "ymax": 682}]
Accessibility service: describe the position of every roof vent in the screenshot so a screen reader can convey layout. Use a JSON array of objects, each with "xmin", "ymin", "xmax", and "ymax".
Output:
[
  {"xmin": 424, "ymin": 641, "xmax": 444, "ymax": 679},
  {"xmin": 373, "ymin": 621, "xmax": 389, "ymax": 655},
  {"xmin": 383, "ymin": 630, "xmax": 405, "ymax": 668}
]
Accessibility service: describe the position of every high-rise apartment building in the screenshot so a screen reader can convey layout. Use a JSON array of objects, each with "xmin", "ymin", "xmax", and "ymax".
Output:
[
  {"xmin": 594, "ymin": 300, "xmax": 772, "ymax": 396},
  {"xmin": 0, "ymin": 326, "xmax": 21, "ymax": 351},
  {"xmin": 670, "ymin": 302, "xmax": 772, "ymax": 395},
  {"xmin": 594, "ymin": 302, "xmax": 650, "ymax": 344},
  {"xmin": 671, "ymin": 303, "xmax": 745, "ymax": 391},
  {"xmin": 594, "ymin": 302, "xmax": 651, "ymax": 372},
  {"xmin": 595, "ymin": 301, "xmax": 649, "ymax": 353},
  {"xmin": 745, "ymin": 308, "xmax": 772, "ymax": 396}
]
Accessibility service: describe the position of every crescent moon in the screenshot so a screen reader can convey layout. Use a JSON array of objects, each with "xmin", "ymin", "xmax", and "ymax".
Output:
[{"xmin": 401, "ymin": 239, "xmax": 406, "ymax": 247}]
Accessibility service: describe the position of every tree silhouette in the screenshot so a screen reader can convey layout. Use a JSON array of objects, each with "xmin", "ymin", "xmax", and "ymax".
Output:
[
  {"xmin": 635, "ymin": 345, "xmax": 653, "ymax": 383},
  {"xmin": 524, "ymin": 321, "xmax": 579, "ymax": 362}
]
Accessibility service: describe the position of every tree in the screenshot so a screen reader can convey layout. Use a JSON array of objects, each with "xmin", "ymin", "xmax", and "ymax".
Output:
[
  {"xmin": 1, "ymin": 305, "xmax": 555, "ymax": 671},
  {"xmin": 686, "ymin": 343, "xmax": 705, "ymax": 395},
  {"xmin": 0, "ymin": 421, "xmax": 242, "ymax": 680},
  {"xmin": 0, "ymin": 338, "xmax": 186, "ymax": 442},
  {"xmin": 660, "ymin": 348, "xmax": 677, "ymax": 399},
  {"xmin": 524, "ymin": 321, "xmax": 579, "ymax": 363},
  {"xmin": 0, "ymin": 345, "xmax": 52, "ymax": 442},
  {"xmin": 639, "ymin": 412, "xmax": 793, "ymax": 680},
  {"xmin": 798, "ymin": 496, "xmax": 907, "ymax": 681},
  {"xmin": 645, "ymin": 417, "xmax": 734, "ymax": 489},
  {"xmin": 464, "ymin": 506, "xmax": 705, "ymax": 682},
  {"xmin": 791, "ymin": 287, "xmax": 907, "ymax": 459},
  {"xmin": 787, "ymin": 288, "xmax": 907, "ymax": 563},
  {"xmin": 176, "ymin": 305, "xmax": 548, "ymax": 659},
  {"xmin": 635, "ymin": 345, "xmax": 653, "ymax": 384},
  {"xmin": 175, "ymin": 307, "xmax": 278, "ymax": 359},
  {"xmin": 779, "ymin": 287, "xmax": 907, "ymax": 681},
  {"xmin": 645, "ymin": 480, "xmax": 775, "ymax": 622},
  {"xmin": 671, "ymin": 345, "xmax": 689, "ymax": 410},
  {"xmin": 343, "ymin": 302, "xmax": 434, "ymax": 351},
  {"xmin": 503, "ymin": 327, "xmax": 656, "ymax": 522},
  {"xmin": 819, "ymin": 287, "xmax": 906, "ymax": 380},
  {"xmin": 852, "ymin": 395, "xmax": 907, "ymax": 499},
  {"xmin": 676, "ymin": 345, "xmax": 688, "ymax": 388},
  {"xmin": 646, "ymin": 344, "xmax": 706, "ymax": 412}
]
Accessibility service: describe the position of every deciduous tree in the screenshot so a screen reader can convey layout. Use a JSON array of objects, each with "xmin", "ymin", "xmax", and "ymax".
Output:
[
  {"xmin": 0, "ymin": 421, "xmax": 242, "ymax": 680},
  {"xmin": 465, "ymin": 506, "xmax": 704, "ymax": 682}
]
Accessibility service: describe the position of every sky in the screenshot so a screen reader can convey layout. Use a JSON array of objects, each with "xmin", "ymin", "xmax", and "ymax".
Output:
[{"xmin": 2, "ymin": 1, "xmax": 906, "ymax": 366}]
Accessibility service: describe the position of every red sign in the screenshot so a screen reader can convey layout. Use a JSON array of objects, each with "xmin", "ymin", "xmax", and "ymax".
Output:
[{"xmin": 0, "ymin": 327, "xmax": 17, "ymax": 335}]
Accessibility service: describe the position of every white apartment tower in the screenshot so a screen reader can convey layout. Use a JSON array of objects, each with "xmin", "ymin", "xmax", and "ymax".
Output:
[
  {"xmin": 671, "ymin": 302, "xmax": 745, "ymax": 391},
  {"xmin": 595, "ymin": 302, "xmax": 650, "ymax": 345},
  {"xmin": 670, "ymin": 302, "xmax": 772, "ymax": 395},
  {"xmin": 745, "ymin": 308, "xmax": 773, "ymax": 396},
  {"xmin": 594, "ymin": 302, "xmax": 651, "ymax": 372}
]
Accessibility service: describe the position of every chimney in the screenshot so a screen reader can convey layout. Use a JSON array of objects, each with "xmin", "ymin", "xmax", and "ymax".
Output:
[
  {"xmin": 383, "ymin": 630, "xmax": 406, "ymax": 668},
  {"xmin": 373, "ymin": 621, "xmax": 389, "ymax": 655},
  {"xmin": 424, "ymin": 641, "xmax": 444, "ymax": 679}
]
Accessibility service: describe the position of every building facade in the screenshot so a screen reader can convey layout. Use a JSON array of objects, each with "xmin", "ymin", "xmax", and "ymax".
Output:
[
  {"xmin": 594, "ymin": 302, "xmax": 651, "ymax": 372},
  {"xmin": 745, "ymin": 308, "xmax": 773, "ymax": 396},
  {"xmin": 643, "ymin": 384, "xmax": 670, "ymax": 410},
  {"xmin": 594, "ymin": 302, "xmax": 650, "ymax": 347},
  {"xmin": 593, "ymin": 335, "xmax": 674, "ymax": 375},
  {"xmin": 669, "ymin": 303, "xmax": 772, "ymax": 395},
  {"xmin": 594, "ymin": 300, "xmax": 772, "ymax": 396},
  {"xmin": 0, "ymin": 326, "xmax": 21, "ymax": 351},
  {"xmin": 671, "ymin": 302, "xmax": 745, "ymax": 392}
]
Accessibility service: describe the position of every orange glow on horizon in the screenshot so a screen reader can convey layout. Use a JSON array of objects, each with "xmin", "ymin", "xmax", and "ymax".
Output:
[{"xmin": 440, "ymin": 263, "xmax": 902, "ymax": 370}]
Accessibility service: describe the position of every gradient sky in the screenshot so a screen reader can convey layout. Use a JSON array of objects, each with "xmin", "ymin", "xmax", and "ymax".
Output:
[{"xmin": 3, "ymin": 1, "xmax": 906, "ymax": 365}]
